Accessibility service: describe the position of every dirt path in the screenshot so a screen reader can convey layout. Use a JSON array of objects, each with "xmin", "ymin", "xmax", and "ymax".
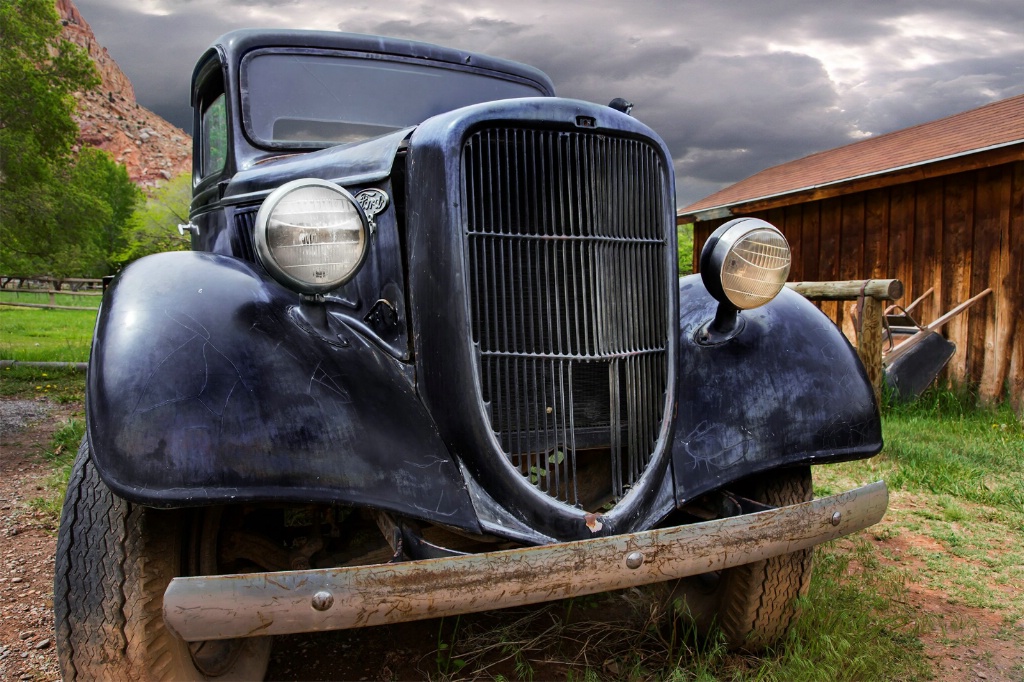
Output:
[
  {"xmin": 0, "ymin": 401, "xmax": 67, "ymax": 681},
  {"xmin": 1, "ymin": 398, "xmax": 1021, "ymax": 681}
]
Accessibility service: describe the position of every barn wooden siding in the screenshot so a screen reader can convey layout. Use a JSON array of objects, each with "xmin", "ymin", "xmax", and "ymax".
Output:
[{"xmin": 689, "ymin": 156, "xmax": 1024, "ymax": 412}]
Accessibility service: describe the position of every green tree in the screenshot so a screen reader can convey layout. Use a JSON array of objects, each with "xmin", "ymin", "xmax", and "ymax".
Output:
[
  {"xmin": 62, "ymin": 148, "xmax": 142, "ymax": 276},
  {"xmin": 119, "ymin": 172, "xmax": 192, "ymax": 265},
  {"xmin": 0, "ymin": 0, "xmax": 97, "ymax": 165},
  {"xmin": 73, "ymin": 147, "xmax": 142, "ymax": 272},
  {"xmin": 678, "ymin": 222, "xmax": 695, "ymax": 276},
  {"xmin": 0, "ymin": 0, "xmax": 140, "ymax": 277}
]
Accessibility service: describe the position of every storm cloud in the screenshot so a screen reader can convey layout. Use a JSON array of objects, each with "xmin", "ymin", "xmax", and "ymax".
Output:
[{"xmin": 72, "ymin": 0, "xmax": 1024, "ymax": 206}]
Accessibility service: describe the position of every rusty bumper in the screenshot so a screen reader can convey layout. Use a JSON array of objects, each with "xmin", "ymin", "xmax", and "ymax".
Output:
[{"xmin": 164, "ymin": 480, "xmax": 887, "ymax": 642}]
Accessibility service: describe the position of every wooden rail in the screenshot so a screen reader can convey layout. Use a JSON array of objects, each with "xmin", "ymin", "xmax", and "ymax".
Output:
[
  {"xmin": 1, "ymin": 289, "xmax": 101, "ymax": 311},
  {"xmin": 1, "ymin": 276, "xmax": 103, "ymax": 290},
  {"xmin": 1, "ymin": 276, "xmax": 104, "ymax": 311},
  {"xmin": 3, "ymin": 289, "xmax": 102, "ymax": 296},
  {"xmin": 0, "ymin": 301, "xmax": 99, "ymax": 311},
  {"xmin": 787, "ymin": 279, "xmax": 904, "ymax": 401}
]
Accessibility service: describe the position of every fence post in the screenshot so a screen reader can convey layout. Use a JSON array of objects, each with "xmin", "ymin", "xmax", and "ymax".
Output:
[
  {"xmin": 786, "ymin": 279, "xmax": 904, "ymax": 403},
  {"xmin": 859, "ymin": 297, "xmax": 883, "ymax": 401}
]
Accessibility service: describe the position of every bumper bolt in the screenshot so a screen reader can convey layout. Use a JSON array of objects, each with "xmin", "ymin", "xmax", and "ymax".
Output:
[
  {"xmin": 831, "ymin": 511, "xmax": 842, "ymax": 526},
  {"xmin": 625, "ymin": 551, "xmax": 644, "ymax": 570},
  {"xmin": 311, "ymin": 591, "xmax": 334, "ymax": 612}
]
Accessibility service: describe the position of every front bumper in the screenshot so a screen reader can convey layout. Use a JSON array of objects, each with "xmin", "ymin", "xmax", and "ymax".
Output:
[{"xmin": 164, "ymin": 480, "xmax": 887, "ymax": 642}]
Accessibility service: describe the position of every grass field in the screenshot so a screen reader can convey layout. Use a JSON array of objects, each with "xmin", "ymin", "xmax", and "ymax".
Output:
[
  {"xmin": 0, "ymin": 292, "xmax": 98, "ymax": 362},
  {"xmin": 806, "ymin": 393, "xmax": 1024, "ymax": 681}
]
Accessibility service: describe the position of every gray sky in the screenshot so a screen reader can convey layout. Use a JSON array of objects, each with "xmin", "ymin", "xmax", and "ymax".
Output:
[{"xmin": 72, "ymin": 0, "xmax": 1024, "ymax": 207}]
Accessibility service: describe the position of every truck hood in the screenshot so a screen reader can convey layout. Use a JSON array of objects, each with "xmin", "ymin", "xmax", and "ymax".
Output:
[{"xmin": 222, "ymin": 126, "xmax": 416, "ymax": 202}]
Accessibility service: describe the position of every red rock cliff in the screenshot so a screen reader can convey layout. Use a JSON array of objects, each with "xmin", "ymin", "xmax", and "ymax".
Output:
[{"xmin": 57, "ymin": 0, "xmax": 191, "ymax": 187}]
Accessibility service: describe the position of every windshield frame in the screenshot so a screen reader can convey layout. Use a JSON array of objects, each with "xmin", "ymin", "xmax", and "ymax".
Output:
[{"xmin": 239, "ymin": 47, "xmax": 551, "ymax": 151}]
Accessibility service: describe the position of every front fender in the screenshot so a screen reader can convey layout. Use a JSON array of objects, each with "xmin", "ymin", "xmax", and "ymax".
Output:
[
  {"xmin": 672, "ymin": 275, "xmax": 882, "ymax": 502},
  {"xmin": 87, "ymin": 251, "xmax": 480, "ymax": 533}
]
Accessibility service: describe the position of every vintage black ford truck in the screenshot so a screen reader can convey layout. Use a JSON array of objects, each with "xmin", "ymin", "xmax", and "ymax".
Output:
[{"xmin": 54, "ymin": 29, "xmax": 887, "ymax": 680}]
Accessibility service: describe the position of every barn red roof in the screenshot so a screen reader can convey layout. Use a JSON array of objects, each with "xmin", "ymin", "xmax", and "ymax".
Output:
[{"xmin": 680, "ymin": 93, "xmax": 1024, "ymax": 218}]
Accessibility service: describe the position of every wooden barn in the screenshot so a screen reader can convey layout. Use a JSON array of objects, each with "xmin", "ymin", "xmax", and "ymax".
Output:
[{"xmin": 678, "ymin": 94, "xmax": 1024, "ymax": 414}]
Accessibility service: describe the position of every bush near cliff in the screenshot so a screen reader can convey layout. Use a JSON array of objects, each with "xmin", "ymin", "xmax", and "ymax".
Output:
[{"xmin": 118, "ymin": 172, "xmax": 192, "ymax": 264}]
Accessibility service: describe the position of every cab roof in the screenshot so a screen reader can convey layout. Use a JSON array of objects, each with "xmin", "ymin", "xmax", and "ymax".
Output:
[{"xmin": 191, "ymin": 28, "xmax": 555, "ymax": 101}]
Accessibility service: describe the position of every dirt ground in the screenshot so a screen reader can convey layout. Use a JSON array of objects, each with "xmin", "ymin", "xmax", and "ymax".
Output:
[
  {"xmin": 0, "ymin": 399, "xmax": 66, "ymax": 682},
  {"xmin": 1, "ymin": 397, "xmax": 1021, "ymax": 681},
  {"xmin": 869, "ymin": 530, "xmax": 1024, "ymax": 682}
]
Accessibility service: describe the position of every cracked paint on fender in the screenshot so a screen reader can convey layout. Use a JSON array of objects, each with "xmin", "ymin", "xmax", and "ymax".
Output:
[
  {"xmin": 86, "ymin": 251, "xmax": 481, "ymax": 532},
  {"xmin": 671, "ymin": 275, "xmax": 882, "ymax": 503}
]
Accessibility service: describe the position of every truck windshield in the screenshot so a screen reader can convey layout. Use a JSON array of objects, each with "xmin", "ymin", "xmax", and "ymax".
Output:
[{"xmin": 242, "ymin": 51, "xmax": 547, "ymax": 148}]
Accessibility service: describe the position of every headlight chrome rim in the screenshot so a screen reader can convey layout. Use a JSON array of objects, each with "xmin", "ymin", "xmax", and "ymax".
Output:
[
  {"xmin": 254, "ymin": 178, "xmax": 370, "ymax": 295},
  {"xmin": 700, "ymin": 217, "xmax": 791, "ymax": 310}
]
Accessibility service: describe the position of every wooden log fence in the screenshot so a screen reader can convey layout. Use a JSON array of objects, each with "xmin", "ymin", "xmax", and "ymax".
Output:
[
  {"xmin": 1, "ymin": 276, "xmax": 104, "ymax": 290},
  {"xmin": 1, "ymin": 276, "xmax": 104, "ymax": 311},
  {"xmin": 786, "ymin": 279, "xmax": 904, "ymax": 402}
]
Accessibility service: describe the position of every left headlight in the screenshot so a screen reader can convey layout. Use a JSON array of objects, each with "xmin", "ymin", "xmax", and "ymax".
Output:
[
  {"xmin": 700, "ymin": 217, "xmax": 791, "ymax": 310},
  {"xmin": 254, "ymin": 178, "xmax": 369, "ymax": 294}
]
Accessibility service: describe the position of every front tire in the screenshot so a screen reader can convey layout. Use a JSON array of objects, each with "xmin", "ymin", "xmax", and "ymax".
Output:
[
  {"xmin": 54, "ymin": 438, "xmax": 272, "ymax": 680},
  {"xmin": 670, "ymin": 467, "xmax": 815, "ymax": 651},
  {"xmin": 715, "ymin": 467, "xmax": 815, "ymax": 649}
]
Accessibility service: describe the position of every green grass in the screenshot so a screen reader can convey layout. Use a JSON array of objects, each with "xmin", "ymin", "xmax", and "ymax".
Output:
[
  {"xmin": 752, "ymin": 539, "xmax": 931, "ymax": 681},
  {"xmin": 28, "ymin": 417, "xmax": 84, "ymax": 526},
  {"xmin": 0, "ymin": 302, "xmax": 97, "ymax": 362},
  {"xmin": 0, "ymin": 364, "xmax": 87, "ymax": 402},
  {"xmin": 884, "ymin": 394, "xmax": 1023, "ymax": 514},
  {"xmin": 818, "ymin": 391, "xmax": 1023, "ymax": 521},
  {"xmin": 814, "ymin": 388, "xmax": 1024, "ymax": 674}
]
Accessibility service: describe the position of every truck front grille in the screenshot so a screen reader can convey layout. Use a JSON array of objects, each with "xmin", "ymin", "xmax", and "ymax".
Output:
[
  {"xmin": 462, "ymin": 127, "xmax": 670, "ymax": 509},
  {"xmin": 232, "ymin": 209, "xmax": 258, "ymax": 262}
]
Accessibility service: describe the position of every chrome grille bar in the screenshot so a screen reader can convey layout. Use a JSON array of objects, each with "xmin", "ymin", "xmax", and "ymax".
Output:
[{"xmin": 463, "ymin": 127, "xmax": 669, "ymax": 508}]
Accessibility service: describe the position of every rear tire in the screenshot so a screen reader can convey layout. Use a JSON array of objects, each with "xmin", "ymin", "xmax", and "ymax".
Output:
[{"xmin": 54, "ymin": 438, "xmax": 272, "ymax": 680}]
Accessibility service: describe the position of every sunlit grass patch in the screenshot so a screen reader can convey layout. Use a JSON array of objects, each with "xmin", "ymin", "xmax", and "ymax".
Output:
[{"xmin": 0, "ymin": 304, "xmax": 97, "ymax": 362}]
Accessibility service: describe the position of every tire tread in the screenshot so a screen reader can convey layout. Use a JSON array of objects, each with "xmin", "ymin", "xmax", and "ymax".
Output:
[
  {"xmin": 54, "ymin": 439, "xmax": 132, "ymax": 680},
  {"xmin": 717, "ymin": 468, "xmax": 815, "ymax": 650},
  {"xmin": 54, "ymin": 438, "xmax": 272, "ymax": 681}
]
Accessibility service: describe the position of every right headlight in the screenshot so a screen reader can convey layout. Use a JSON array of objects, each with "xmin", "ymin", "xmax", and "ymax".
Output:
[
  {"xmin": 700, "ymin": 217, "xmax": 791, "ymax": 310},
  {"xmin": 254, "ymin": 178, "xmax": 369, "ymax": 295}
]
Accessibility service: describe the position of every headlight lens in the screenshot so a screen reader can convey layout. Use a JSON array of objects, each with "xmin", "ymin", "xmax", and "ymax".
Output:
[
  {"xmin": 700, "ymin": 218, "xmax": 791, "ymax": 310},
  {"xmin": 254, "ymin": 179, "xmax": 369, "ymax": 294}
]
